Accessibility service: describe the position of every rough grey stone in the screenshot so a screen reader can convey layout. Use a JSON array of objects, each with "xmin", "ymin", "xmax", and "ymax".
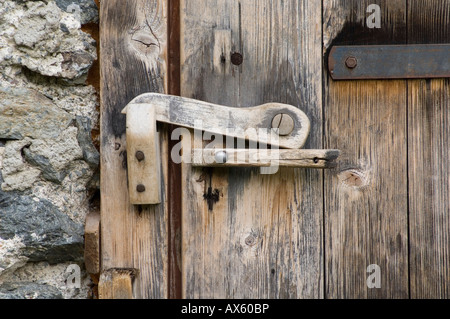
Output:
[
  {"xmin": 75, "ymin": 116, "xmax": 99, "ymax": 168},
  {"xmin": 2, "ymin": 1, "xmax": 97, "ymax": 80},
  {"xmin": 0, "ymin": 191, "xmax": 84, "ymax": 264},
  {"xmin": 0, "ymin": 282, "xmax": 63, "ymax": 299},
  {"xmin": 26, "ymin": 126, "xmax": 84, "ymax": 172},
  {"xmin": 61, "ymin": 50, "xmax": 96, "ymax": 80},
  {"xmin": 0, "ymin": 87, "xmax": 73, "ymax": 140},
  {"xmin": 23, "ymin": 148, "xmax": 67, "ymax": 184},
  {"xmin": 0, "ymin": 139, "xmax": 42, "ymax": 192},
  {"xmin": 55, "ymin": 0, "xmax": 99, "ymax": 24}
]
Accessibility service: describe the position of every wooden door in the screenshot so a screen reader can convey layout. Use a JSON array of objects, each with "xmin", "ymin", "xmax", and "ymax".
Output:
[{"xmin": 98, "ymin": 0, "xmax": 449, "ymax": 298}]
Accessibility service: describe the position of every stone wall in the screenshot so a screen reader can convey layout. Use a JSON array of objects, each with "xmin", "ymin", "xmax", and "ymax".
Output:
[{"xmin": 0, "ymin": 0, "xmax": 99, "ymax": 299}]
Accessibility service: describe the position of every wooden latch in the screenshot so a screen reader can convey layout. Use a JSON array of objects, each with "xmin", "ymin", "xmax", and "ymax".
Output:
[{"xmin": 122, "ymin": 93, "xmax": 340, "ymax": 205}]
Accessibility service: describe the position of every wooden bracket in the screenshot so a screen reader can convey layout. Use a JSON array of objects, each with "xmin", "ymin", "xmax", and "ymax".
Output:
[{"xmin": 122, "ymin": 93, "xmax": 340, "ymax": 205}]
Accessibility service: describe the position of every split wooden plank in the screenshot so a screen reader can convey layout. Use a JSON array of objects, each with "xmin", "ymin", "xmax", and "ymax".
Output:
[
  {"xmin": 99, "ymin": 0, "xmax": 169, "ymax": 298},
  {"xmin": 323, "ymin": 0, "xmax": 409, "ymax": 298},
  {"xmin": 180, "ymin": 0, "xmax": 324, "ymax": 298},
  {"xmin": 408, "ymin": 0, "xmax": 450, "ymax": 299}
]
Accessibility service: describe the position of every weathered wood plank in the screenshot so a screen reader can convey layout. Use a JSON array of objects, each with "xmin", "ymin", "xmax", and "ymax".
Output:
[
  {"xmin": 180, "ymin": 0, "xmax": 323, "ymax": 298},
  {"xmin": 99, "ymin": 0, "xmax": 168, "ymax": 298},
  {"xmin": 167, "ymin": 0, "xmax": 182, "ymax": 299},
  {"xmin": 122, "ymin": 93, "xmax": 312, "ymax": 149},
  {"xmin": 84, "ymin": 211, "xmax": 101, "ymax": 275},
  {"xmin": 408, "ymin": 0, "xmax": 450, "ymax": 299},
  {"xmin": 192, "ymin": 149, "xmax": 340, "ymax": 169},
  {"xmin": 125, "ymin": 105, "xmax": 161, "ymax": 204},
  {"xmin": 98, "ymin": 269, "xmax": 135, "ymax": 299},
  {"xmin": 323, "ymin": 0, "xmax": 409, "ymax": 298}
]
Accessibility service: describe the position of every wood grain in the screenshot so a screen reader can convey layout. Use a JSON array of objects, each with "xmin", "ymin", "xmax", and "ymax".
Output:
[
  {"xmin": 180, "ymin": 0, "xmax": 324, "ymax": 298},
  {"xmin": 99, "ymin": 0, "xmax": 168, "ymax": 298},
  {"xmin": 408, "ymin": 0, "xmax": 450, "ymax": 299},
  {"xmin": 192, "ymin": 149, "xmax": 340, "ymax": 169},
  {"xmin": 84, "ymin": 211, "xmax": 101, "ymax": 275},
  {"xmin": 123, "ymin": 93, "xmax": 312, "ymax": 149},
  {"xmin": 125, "ymin": 105, "xmax": 161, "ymax": 204},
  {"xmin": 167, "ymin": 0, "xmax": 182, "ymax": 299},
  {"xmin": 98, "ymin": 269, "xmax": 135, "ymax": 299},
  {"xmin": 323, "ymin": 0, "xmax": 409, "ymax": 298}
]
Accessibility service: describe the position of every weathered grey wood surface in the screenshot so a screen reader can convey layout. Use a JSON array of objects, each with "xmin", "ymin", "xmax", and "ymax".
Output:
[
  {"xmin": 123, "ymin": 93, "xmax": 312, "ymax": 149},
  {"xmin": 407, "ymin": 0, "xmax": 450, "ymax": 298},
  {"xmin": 99, "ymin": 0, "xmax": 168, "ymax": 298},
  {"xmin": 98, "ymin": 0, "xmax": 450, "ymax": 299},
  {"xmin": 192, "ymin": 149, "xmax": 339, "ymax": 168},
  {"xmin": 323, "ymin": 0, "xmax": 409, "ymax": 298},
  {"xmin": 180, "ymin": 0, "xmax": 324, "ymax": 298}
]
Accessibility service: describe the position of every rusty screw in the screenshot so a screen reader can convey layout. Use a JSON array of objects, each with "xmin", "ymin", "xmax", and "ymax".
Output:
[
  {"xmin": 230, "ymin": 52, "xmax": 243, "ymax": 66},
  {"xmin": 271, "ymin": 113, "xmax": 295, "ymax": 136},
  {"xmin": 345, "ymin": 56, "xmax": 358, "ymax": 69},
  {"xmin": 136, "ymin": 184, "xmax": 146, "ymax": 193},
  {"xmin": 135, "ymin": 151, "xmax": 145, "ymax": 162}
]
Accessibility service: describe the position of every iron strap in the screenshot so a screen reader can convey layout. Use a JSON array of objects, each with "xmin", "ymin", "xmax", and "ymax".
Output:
[{"xmin": 328, "ymin": 44, "xmax": 450, "ymax": 80}]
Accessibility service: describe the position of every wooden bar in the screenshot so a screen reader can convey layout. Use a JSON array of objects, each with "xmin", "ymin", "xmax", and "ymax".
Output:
[{"xmin": 192, "ymin": 149, "xmax": 339, "ymax": 168}]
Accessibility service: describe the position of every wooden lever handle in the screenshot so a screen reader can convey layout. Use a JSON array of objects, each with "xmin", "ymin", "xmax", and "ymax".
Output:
[
  {"xmin": 122, "ymin": 93, "xmax": 336, "ymax": 205},
  {"xmin": 122, "ymin": 93, "xmax": 311, "ymax": 149}
]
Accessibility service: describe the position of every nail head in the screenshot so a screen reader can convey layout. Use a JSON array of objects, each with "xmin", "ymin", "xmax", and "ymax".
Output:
[
  {"xmin": 135, "ymin": 151, "xmax": 145, "ymax": 161},
  {"xmin": 231, "ymin": 52, "xmax": 243, "ymax": 66},
  {"xmin": 136, "ymin": 184, "xmax": 146, "ymax": 193},
  {"xmin": 345, "ymin": 56, "xmax": 357, "ymax": 69}
]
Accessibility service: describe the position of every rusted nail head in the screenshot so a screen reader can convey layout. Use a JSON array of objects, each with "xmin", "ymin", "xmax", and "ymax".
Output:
[
  {"xmin": 231, "ymin": 52, "xmax": 243, "ymax": 66},
  {"xmin": 345, "ymin": 56, "xmax": 357, "ymax": 69},
  {"xmin": 136, "ymin": 184, "xmax": 146, "ymax": 193},
  {"xmin": 135, "ymin": 151, "xmax": 145, "ymax": 161}
]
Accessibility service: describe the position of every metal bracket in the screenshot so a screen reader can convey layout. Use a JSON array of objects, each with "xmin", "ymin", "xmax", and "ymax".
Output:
[
  {"xmin": 122, "ymin": 93, "xmax": 340, "ymax": 205},
  {"xmin": 329, "ymin": 44, "xmax": 450, "ymax": 80}
]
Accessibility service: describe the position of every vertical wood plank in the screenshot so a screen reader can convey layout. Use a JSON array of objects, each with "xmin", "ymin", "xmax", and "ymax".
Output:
[
  {"xmin": 84, "ymin": 211, "xmax": 101, "ymax": 275},
  {"xmin": 408, "ymin": 0, "xmax": 450, "ymax": 299},
  {"xmin": 100, "ymin": 0, "xmax": 168, "ymax": 298},
  {"xmin": 323, "ymin": 0, "xmax": 409, "ymax": 298},
  {"xmin": 98, "ymin": 269, "xmax": 135, "ymax": 299},
  {"xmin": 180, "ymin": 0, "xmax": 323, "ymax": 298},
  {"xmin": 167, "ymin": 0, "xmax": 183, "ymax": 299}
]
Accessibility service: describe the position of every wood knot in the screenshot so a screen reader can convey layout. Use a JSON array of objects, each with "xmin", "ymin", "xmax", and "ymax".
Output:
[
  {"xmin": 338, "ymin": 169, "xmax": 369, "ymax": 189},
  {"xmin": 245, "ymin": 235, "xmax": 257, "ymax": 246}
]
